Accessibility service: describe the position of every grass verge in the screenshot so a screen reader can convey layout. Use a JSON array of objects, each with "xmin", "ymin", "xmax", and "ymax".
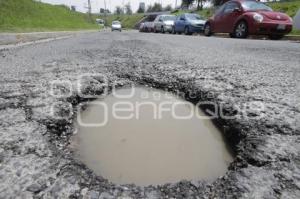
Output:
[{"xmin": 0, "ymin": 0, "xmax": 98, "ymax": 32}]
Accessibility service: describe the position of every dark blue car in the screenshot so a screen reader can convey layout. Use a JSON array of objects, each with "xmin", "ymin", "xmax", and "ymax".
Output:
[{"xmin": 173, "ymin": 13, "xmax": 206, "ymax": 35}]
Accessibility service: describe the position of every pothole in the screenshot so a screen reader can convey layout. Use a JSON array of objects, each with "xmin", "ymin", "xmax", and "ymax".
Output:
[{"xmin": 71, "ymin": 86, "xmax": 233, "ymax": 186}]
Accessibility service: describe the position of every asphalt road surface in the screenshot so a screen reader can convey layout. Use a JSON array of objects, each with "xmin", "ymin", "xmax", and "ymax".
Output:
[{"xmin": 0, "ymin": 30, "xmax": 299, "ymax": 198}]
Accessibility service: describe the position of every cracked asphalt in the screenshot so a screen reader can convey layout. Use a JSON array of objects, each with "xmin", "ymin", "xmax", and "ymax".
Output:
[{"xmin": 0, "ymin": 30, "xmax": 299, "ymax": 198}]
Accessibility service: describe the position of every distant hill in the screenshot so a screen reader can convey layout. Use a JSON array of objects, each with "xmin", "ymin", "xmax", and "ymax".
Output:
[{"xmin": 0, "ymin": 0, "xmax": 98, "ymax": 32}]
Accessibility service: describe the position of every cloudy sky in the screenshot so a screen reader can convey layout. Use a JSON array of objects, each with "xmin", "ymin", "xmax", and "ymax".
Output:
[{"xmin": 41, "ymin": 0, "xmax": 182, "ymax": 13}]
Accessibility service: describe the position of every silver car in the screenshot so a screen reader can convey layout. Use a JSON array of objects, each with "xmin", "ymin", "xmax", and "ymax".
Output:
[
  {"xmin": 111, "ymin": 21, "xmax": 122, "ymax": 32},
  {"xmin": 153, "ymin": 15, "xmax": 176, "ymax": 33},
  {"xmin": 143, "ymin": 21, "xmax": 155, "ymax": 32}
]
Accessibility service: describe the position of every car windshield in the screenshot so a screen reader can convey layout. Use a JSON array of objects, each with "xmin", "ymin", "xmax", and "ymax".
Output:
[
  {"xmin": 162, "ymin": 15, "xmax": 176, "ymax": 21},
  {"xmin": 185, "ymin": 14, "xmax": 203, "ymax": 20},
  {"xmin": 112, "ymin": 21, "xmax": 120, "ymax": 25},
  {"xmin": 242, "ymin": 1, "xmax": 272, "ymax": 11}
]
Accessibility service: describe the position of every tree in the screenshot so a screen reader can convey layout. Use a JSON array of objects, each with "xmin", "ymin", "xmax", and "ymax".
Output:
[
  {"xmin": 125, "ymin": 3, "xmax": 133, "ymax": 15},
  {"xmin": 196, "ymin": 0, "xmax": 207, "ymax": 10},
  {"xmin": 146, "ymin": 5, "xmax": 153, "ymax": 13},
  {"xmin": 137, "ymin": 5, "xmax": 145, "ymax": 13},
  {"xmin": 152, "ymin": 3, "xmax": 163, "ymax": 12},
  {"xmin": 147, "ymin": 3, "xmax": 163, "ymax": 12},
  {"xmin": 212, "ymin": 0, "xmax": 226, "ymax": 6},
  {"xmin": 181, "ymin": 0, "xmax": 195, "ymax": 9},
  {"xmin": 164, "ymin": 4, "xmax": 172, "ymax": 11},
  {"xmin": 100, "ymin": 8, "xmax": 110, "ymax": 14},
  {"xmin": 115, "ymin": 6, "xmax": 123, "ymax": 15}
]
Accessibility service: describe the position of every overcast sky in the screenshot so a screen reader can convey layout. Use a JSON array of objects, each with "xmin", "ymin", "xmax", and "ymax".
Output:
[{"xmin": 41, "ymin": 0, "xmax": 183, "ymax": 13}]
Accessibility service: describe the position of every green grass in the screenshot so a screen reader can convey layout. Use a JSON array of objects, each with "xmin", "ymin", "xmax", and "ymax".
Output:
[
  {"xmin": 267, "ymin": 0, "xmax": 300, "ymax": 17},
  {"xmin": 102, "ymin": 14, "xmax": 144, "ymax": 29},
  {"xmin": 0, "ymin": 0, "xmax": 98, "ymax": 32},
  {"xmin": 172, "ymin": 8, "xmax": 214, "ymax": 19}
]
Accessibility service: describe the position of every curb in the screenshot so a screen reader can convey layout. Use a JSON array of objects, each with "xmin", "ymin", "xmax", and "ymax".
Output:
[
  {"xmin": 283, "ymin": 35, "xmax": 300, "ymax": 41},
  {"xmin": 211, "ymin": 33, "xmax": 300, "ymax": 41},
  {"xmin": 0, "ymin": 29, "xmax": 100, "ymax": 46}
]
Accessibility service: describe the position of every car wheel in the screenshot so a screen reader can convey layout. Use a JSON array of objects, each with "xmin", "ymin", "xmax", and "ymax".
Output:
[
  {"xmin": 269, "ymin": 35, "xmax": 284, "ymax": 40},
  {"xmin": 234, "ymin": 21, "xmax": 248, "ymax": 39},
  {"xmin": 161, "ymin": 26, "xmax": 165, "ymax": 34},
  {"xmin": 184, "ymin": 27, "xmax": 191, "ymax": 35},
  {"xmin": 204, "ymin": 23, "xmax": 212, "ymax": 36}
]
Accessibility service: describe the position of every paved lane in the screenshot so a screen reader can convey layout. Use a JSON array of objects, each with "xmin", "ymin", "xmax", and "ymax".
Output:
[{"xmin": 0, "ymin": 31, "xmax": 299, "ymax": 198}]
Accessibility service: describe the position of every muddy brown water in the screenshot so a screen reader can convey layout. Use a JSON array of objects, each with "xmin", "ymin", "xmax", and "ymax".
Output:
[{"xmin": 72, "ymin": 87, "xmax": 233, "ymax": 186}]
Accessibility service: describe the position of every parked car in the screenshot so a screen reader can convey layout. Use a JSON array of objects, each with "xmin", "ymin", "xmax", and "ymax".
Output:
[
  {"xmin": 96, "ymin": 19, "xmax": 105, "ymax": 28},
  {"xmin": 143, "ymin": 21, "xmax": 155, "ymax": 32},
  {"xmin": 153, "ymin": 15, "xmax": 177, "ymax": 33},
  {"xmin": 173, "ymin": 13, "xmax": 206, "ymax": 35},
  {"xmin": 139, "ymin": 23, "xmax": 146, "ymax": 32},
  {"xmin": 111, "ymin": 21, "xmax": 122, "ymax": 32},
  {"xmin": 204, "ymin": 0, "xmax": 293, "ymax": 39}
]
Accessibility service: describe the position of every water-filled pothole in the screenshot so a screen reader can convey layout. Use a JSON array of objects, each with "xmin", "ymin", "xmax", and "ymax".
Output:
[{"xmin": 72, "ymin": 87, "xmax": 233, "ymax": 186}]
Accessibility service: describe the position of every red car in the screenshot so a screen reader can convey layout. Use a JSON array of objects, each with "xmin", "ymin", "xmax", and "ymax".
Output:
[{"xmin": 204, "ymin": 0, "xmax": 293, "ymax": 39}]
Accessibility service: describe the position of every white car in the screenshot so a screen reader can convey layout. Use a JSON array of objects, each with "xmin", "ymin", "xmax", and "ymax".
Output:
[
  {"xmin": 96, "ymin": 19, "xmax": 105, "ymax": 29},
  {"xmin": 111, "ymin": 21, "xmax": 122, "ymax": 32},
  {"xmin": 139, "ymin": 23, "xmax": 145, "ymax": 32},
  {"xmin": 153, "ymin": 15, "xmax": 176, "ymax": 33}
]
